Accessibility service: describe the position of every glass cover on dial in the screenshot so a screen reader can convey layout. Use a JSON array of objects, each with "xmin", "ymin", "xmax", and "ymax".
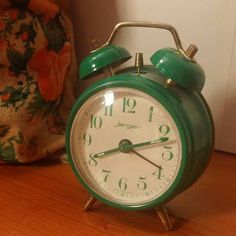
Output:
[{"xmin": 70, "ymin": 87, "xmax": 182, "ymax": 207}]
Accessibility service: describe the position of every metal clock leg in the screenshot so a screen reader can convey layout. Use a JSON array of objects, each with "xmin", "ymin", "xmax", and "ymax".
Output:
[
  {"xmin": 155, "ymin": 205, "xmax": 173, "ymax": 231},
  {"xmin": 84, "ymin": 196, "xmax": 97, "ymax": 211}
]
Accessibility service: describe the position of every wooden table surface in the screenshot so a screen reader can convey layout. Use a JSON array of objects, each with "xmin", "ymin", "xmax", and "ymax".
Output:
[{"xmin": 0, "ymin": 151, "xmax": 235, "ymax": 236}]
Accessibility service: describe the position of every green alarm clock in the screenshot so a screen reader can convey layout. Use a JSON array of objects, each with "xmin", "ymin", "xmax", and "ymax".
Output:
[{"xmin": 66, "ymin": 22, "xmax": 214, "ymax": 231}]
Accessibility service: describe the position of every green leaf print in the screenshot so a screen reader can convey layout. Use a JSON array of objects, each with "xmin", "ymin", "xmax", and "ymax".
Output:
[
  {"xmin": 7, "ymin": 49, "xmax": 27, "ymax": 76},
  {"xmin": 40, "ymin": 15, "xmax": 67, "ymax": 53}
]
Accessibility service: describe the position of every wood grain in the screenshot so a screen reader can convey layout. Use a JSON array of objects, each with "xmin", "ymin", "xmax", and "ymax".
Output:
[{"xmin": 0, "ymin": 151, "xmax": 235, "ymax": 236}]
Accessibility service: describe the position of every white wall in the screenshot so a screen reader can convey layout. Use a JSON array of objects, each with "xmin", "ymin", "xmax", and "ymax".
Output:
[{"xmin": 70, "ymin": 0, "xmax": 236, "ymax": 153}]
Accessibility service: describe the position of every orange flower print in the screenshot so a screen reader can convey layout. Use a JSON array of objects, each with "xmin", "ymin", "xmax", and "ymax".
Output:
[
  {"xmin": 8, "ymin": 8, "xmax": 19, "ymax": 21},
  {"xmin": 29, "ymin": 43, "xmax": 71, "ymax": 101},
  {"xmin": 28, "ymin": 0, "xmax": 59, "ymax": 22},
  {"xmin": 18, "ymin": 141, "xmax": 39, "ymax": 162},
  {"xmin": 0, "ymin": 38, "xmax": 8, "ymax": 62},
  {"xmin": 0, "ymin": 1, "xmax": 11, "ymax": 10},
  {"xmin": 21, "ymin": 31, "xmax": 29, "ymax": 41},
  {"xmin": 0, "ymin": 39, "xmax": 9, "ymax": 78},
  {"xmin": 0, "ymin": 19, "xmax": 6, "ymax": 31},
  {"xmin": 1, "ymin": 92, "xmax": 11, "ymax": 102},
  {"xmin": 0, "ymin": 38, "xmax": 5, "ymax": 47}
]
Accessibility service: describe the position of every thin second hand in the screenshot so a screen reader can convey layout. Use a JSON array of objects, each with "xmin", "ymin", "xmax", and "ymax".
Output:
[{"xmin": 131, "ymin": 149, "xmax": 162, "ymax": 169}]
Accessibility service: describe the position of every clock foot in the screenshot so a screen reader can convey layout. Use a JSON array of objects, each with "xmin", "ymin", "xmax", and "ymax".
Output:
[
  {"xmin": 156, "ymin": 205, "xmax": 173, "ymax": 231},
  {"xmin": 84, "ymin": 196, "xmax": 97, "ymax": 211}
]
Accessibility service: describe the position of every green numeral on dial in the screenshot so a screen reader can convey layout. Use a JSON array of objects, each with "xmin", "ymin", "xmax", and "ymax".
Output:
[
  {"xmin": 90, "ymin": 115, "xmax": 102, "ymax": 129},
  {"xmin": 123, "ymin": 98, "xmax": 136, "ymax": 114},
  {"xmin": 105, "ymin": 105, "xmax": 113, "ymax": 116},
  {"xmin": 88, "ymin": 153, "xmax": 97, "ymax": 167},
  {"xmin": 152, "ymin": 167, "xmax": 163, "ymax": 180},
  {"xmin": 119, "ymin": 178, "xmax": 128, "ymax": 190},
  {"xmin": 102, "ymin": 169, "xmax": 111, "ymax": 182},
  {"xmin": 83, "ymin": 133, "xmax": 92, "ymax": 146},
  {"xmin": 137, "ymin": 177, "xmax": 147, "ymax": 190},
  {"xmin": 148, "ymin": 106, "xmax": 154, "ymax": 122},
  {"xmin": 162, "ymin": 146, "xmax": 174, "ymax": 161},
  {"xmin": 159, "ymin": 124, "xmax": 170, "ymax": 136}
]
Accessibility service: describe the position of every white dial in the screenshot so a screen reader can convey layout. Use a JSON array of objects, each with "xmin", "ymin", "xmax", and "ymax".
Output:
[{"xmin": 70, "ymin": 87, "xmax": 182, "ymax": 207}]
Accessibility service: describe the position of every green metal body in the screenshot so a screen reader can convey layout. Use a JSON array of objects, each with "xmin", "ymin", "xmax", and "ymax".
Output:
[
  {"xmin": 66, "ymin": 66, "xmax": 214, "ymax": 210},
  {"xmin": 151, "ymin": 48, "xmax": 205, "ymax": 92},
  {"xmin": 79, "ymin": 45, "xmax": 131, "ymax": 79},
  {"xmin": 79, "ymin": 46, "xmax": 205, "ymax": 92}
]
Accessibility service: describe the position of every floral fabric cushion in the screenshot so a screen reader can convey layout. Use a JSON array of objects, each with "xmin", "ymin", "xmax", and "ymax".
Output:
[{"xmin": 0, "ymin": 0, "xmax": 76, "ymax": 163}]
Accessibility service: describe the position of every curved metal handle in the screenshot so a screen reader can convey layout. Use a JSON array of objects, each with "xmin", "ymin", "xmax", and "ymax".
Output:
[{"xmin": 101, "ymin": 21, "xmax": 197, "ymax": 60}]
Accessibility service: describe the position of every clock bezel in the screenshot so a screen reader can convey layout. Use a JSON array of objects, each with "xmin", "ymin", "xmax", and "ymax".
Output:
[{"xmin": 66, "ymin": 74, "xmax": 192, "ymax": 210}]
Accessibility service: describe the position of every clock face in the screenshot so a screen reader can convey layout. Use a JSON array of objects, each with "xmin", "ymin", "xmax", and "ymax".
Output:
[{"xmin": 69, "ymin": 87, "xmax": 182, "ymax": 208}]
